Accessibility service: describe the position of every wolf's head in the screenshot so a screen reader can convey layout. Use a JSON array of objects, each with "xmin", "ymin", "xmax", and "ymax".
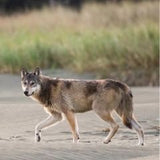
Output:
[{"xmin": 21, "ymin": 67, "xmax": 41, "ymax": 97}]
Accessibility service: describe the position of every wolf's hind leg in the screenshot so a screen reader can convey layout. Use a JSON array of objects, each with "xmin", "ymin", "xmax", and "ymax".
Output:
[
  {"xmin": 35, "ymin": 112, "xmax": 62, "ymax": 142},
  {"xmin": 131, "ymin": 116, "xmax": 144, "ymax": 146},
  {"xmin": 93, "ymin": 108, "xmax": 119, "ymax": 144},
  {"xmin": 64, "ymin": 111, "xmax": 80, "ymax": 143}
]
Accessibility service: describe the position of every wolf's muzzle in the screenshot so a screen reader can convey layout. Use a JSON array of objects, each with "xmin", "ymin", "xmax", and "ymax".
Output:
[{"xmin": 24, "ymin": 91, "xmax": 29, "ymax": 96}]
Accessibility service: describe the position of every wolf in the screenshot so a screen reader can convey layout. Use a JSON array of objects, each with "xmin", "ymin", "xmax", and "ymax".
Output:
[{"xmin": 21, "ymin": 67, "xmax": 144, "ymax": 145}]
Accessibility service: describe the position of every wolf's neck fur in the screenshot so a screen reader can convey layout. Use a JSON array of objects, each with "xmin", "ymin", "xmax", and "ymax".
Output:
[{"xmin": 32, "ymin": 76, "xmax": 60, "ymax": 107}]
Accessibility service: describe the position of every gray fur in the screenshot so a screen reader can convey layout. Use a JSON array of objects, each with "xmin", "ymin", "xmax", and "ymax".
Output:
[{"xmin": 21, "ymin": 68, "xmax": 144, "ymax": 145}]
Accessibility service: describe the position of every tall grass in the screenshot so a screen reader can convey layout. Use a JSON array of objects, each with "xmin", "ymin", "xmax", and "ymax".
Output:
[{"xmin": 0, "ymin": 1, "xmax": 158, "ymax": 85}]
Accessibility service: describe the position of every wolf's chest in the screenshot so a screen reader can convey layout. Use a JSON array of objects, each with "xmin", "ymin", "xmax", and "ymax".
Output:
[{"xmin": 44, "ymin": 103, "xmax": 62, "ymax": 114}]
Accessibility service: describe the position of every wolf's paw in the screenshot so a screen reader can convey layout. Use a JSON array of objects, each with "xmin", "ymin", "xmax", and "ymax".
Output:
[
  {"xmin": 103, "ymin": 139, "xmax": 111, "ymax": 144},
  {"xmin": 138, "ymin": 142, "xmax": 144, "ymax": 146},
  {"xmin": 35, "ymin": 133, "xmax": 41, "ymax": 142},
  {"xmin": 73, "ymin": 135, "xmax": 80, "ymax": 143},
  {"xmin": 73, "ymin": 139, "xmax": 80, "ymax": 143}
]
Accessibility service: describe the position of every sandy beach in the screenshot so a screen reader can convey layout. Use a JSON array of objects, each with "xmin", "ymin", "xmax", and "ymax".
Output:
[{"xmin": 0, "ymin": 73, "xmax": 159, "ymax": 160}]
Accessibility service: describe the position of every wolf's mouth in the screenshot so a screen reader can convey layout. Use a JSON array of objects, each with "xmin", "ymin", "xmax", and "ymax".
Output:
[
  {"xmin": 29, "ymin": 92, "xmax": 34, "ymax": 96},
  {"xmin": 24, "ymin": 91, "xmax": 34, "ymax": 97}
]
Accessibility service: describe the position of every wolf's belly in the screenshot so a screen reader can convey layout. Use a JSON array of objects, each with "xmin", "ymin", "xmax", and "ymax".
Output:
[{"xmin": 70, "ymin": 96, "xmax": 93, "ymax": 113}]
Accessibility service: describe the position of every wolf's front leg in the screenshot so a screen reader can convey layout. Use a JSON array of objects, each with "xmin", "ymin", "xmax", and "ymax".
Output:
[
  {"xmin": 64, "ymin": 111, "xmax": 80, "ymax": 143},
  {"xmin": 35, "ymin": 113, "xmax": 62, "ymax": 142}
]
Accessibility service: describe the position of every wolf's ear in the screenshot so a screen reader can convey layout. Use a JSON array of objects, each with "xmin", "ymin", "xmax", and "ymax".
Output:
[
  {"xmin": 21, "ymin": 68, "xmax": 28, "ymax": 79},
  {"xmin": 34, "ymin": 67, "xmax": 41, "ymax": 76}
]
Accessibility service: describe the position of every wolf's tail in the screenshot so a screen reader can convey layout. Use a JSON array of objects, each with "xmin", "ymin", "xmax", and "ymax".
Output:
[
  {"xmin": 115, "ymin": 87, "xmax": 144, "ymax": 145},
  {"xmin": 116, "ymin": 90, "xmax": 133, "ymax": 129}
]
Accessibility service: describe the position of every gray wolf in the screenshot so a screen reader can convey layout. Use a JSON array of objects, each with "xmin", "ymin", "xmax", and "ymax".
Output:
[{"xmin": 21, "ymin": 67, "xmax": 144, "ymax": 145}]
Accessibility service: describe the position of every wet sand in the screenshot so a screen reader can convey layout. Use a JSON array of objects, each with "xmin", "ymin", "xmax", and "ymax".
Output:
[{"xmin": 0, "ymin": 73, "xmax": 159, "ymax": 160}]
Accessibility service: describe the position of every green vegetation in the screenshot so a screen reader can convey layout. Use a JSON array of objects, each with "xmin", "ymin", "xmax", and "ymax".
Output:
[{"xmin": 0, "ymin": 1, "xmax": 158, "ymax": 85}]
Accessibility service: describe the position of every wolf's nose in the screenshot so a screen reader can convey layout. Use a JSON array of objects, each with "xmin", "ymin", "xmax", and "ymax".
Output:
[{"xmin": 24, "ymin": 91, "xmax": 29, "ymax": 96}]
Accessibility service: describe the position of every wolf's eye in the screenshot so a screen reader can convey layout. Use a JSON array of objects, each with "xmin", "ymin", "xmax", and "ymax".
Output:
[
  {"xmin": 30, "ymin": 82, "xmax": 35, "ymax": 86},
  {"xmin": 24, "ymin": 82, "xmax": 27, "ymax": 85}
]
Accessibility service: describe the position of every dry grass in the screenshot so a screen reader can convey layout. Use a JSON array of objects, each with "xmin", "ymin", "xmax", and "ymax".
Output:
[
  {"xmin": 0, "ymin": 1, "xmax": 158, "ymax": 31},
  {"xmin": 0, "ymin": 1, "xmax": 159, "ymax": 85}
]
